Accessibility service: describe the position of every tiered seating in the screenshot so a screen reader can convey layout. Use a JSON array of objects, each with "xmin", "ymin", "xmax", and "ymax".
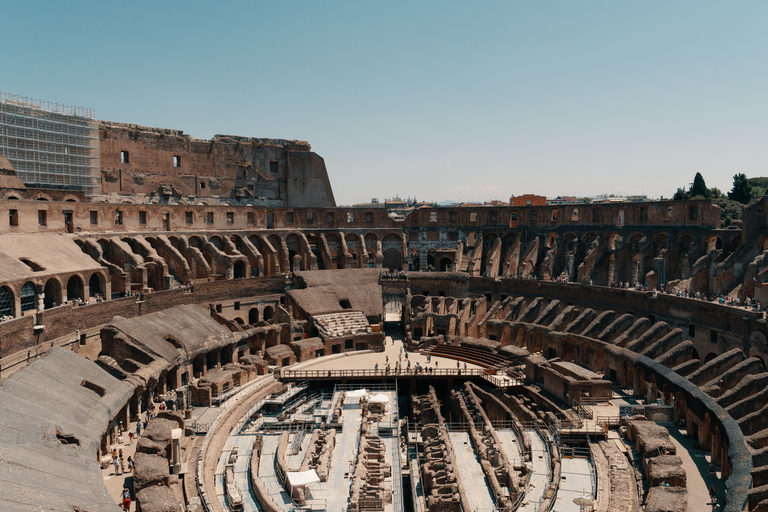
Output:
[
  {"xmin": 426, "ymin": 345, "xmax": 506, "ymax": 368},
  {"xmin": 314, "ymin": 311, "xmax": 371, "ymax": 337}
]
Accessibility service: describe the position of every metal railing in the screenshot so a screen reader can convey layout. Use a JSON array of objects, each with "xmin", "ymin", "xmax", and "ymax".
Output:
[{"xmin": 283, "ymin": 367, "xmax": 486, "ymax": 379}]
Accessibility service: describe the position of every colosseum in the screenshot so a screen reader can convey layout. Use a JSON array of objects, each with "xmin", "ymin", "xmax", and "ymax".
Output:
[{"xmin": 1, "ymin": 93, "xmax": 767, "ymax": 512}]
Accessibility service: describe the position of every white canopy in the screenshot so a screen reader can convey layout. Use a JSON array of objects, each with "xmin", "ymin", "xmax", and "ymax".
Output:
[
  {"xmin": 368, "ymin": 393, "xmax": 389, "ymax": 404},
  {"xmin": 286, "ymin": 469, "xmax": 321, "ymax": 488},
  {"xmin": 346, "ymin": 389, "xmax": 368, "ymax": 398}
]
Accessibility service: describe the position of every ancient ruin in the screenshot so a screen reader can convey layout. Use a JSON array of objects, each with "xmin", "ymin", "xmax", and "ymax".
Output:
[{"xmin": 1, "ymin": 92, "xmax": 767, "ymax": 512}]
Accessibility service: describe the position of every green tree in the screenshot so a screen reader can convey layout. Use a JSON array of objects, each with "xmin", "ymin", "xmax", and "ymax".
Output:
[
  {"xmin": 728, "ymin": 173, "xmax": 752, "ymax": 203},
  {"xmin": 717, "ymin": 197, "xmax": 744, "ymax": 226},
  {"xmin": 673, "ymin": 187, "xmax": 690, "ymax": 201},
  {"xmin": 747, "ymin": 177, "xmax": 768, "ymax": 198},
  {"xmin": 690, "ymin": 172, "xmax": 710, "ymax": 199}
]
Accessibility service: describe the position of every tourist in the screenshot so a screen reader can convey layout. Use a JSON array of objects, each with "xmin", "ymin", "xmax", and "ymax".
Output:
[
  {"xmin": 113, "ymin": 456, "xmax": 121, "ymax": 475},
  {"xmin": 710, "ymin": 462, "xmax": 716, "ymax": 479},
  {"xmin": 136, "ymin": 422, "xmax": 141, "ymax": 439}
]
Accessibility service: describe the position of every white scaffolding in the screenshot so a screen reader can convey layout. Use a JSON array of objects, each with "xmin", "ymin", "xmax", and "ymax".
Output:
[{"xmin": 0, "ymin": 92, "xmax": 100, "ymax": 197}]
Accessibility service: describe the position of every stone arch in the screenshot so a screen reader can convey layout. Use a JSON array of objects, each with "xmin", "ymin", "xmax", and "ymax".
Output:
[
  {"xmin": 702, "ymin": 234, "xmax": 723, "ymax": 253},
  {"xmin": 20, "ymin": 281, "xmax": 37, "ymax": 312},
  {"xmin": 618, "ymin": 232, "xmax": 646, "ymax": 285},
  {"xmin": 325, "ymin": 232, "xmax": 342, "ymax": 269},
  {"xmin": 88, "ymin": 272, "xmax": 105, "ymax": 298},
  {"xmin": 466, "ymin": 230, "xmax": 478, "ymax": 248},
  {"xmin": 188, "ymin": 235, "xmax": 205, "ymax": 250},
  {"xmin": 2, "ymin": 192, "xmax": 22, "ymax": 200},
  {"xmin": 383, "ymin": 248, "xmax": 402, "ymax": 271},
  {"xmin": 704, "ymin": 352, "xmax": 718, "ymax": 363},
  {"xmin": 305, "ymin": 233, "xmax": 326, "ymax": 270},
  {"xmin": 501, "ymin": 232, "xmax": 517, "ymax": 251},
  {"xmin": 285, "ymin": 233, "xmax": 303, "ymax": 271},
  {"xmin": 382, "ymin": 233, "xmax": 404, "ymax": 270},
  {"xmin": 208, "ymin": 235, "xmax": 223, "ymax": 250},
  {"xmin": 61, "ymin": 194, "xmax": 80, "ymax": 203},
  {"xmin": 268, "ymin": 233, "xmax": 287, "ymax": 271},
  {"xmin": 249, "ymin": 234, "xmax": 278, "ymax": 275},
  {"xmin": 726, "ymin": 234, "xmax": 741, "ymax": 253},
  {"xmin": 364, "ymin": 233, "xmax": 378, "ymax": 253},
  {"xmin": 345, "ymin": 232, "xmax": 362, "ymax": 268},
  {"xmin": 439, "ymin": 257, "xmax": 453, "ymax": 271},
  {"xmin": 67, "ymin": 275, "xmax": 85, "ymax": 302},
  {"xmin": 249, "ymin": 307, "xmax": 260, "ymax": 325},
  {"xmin": 670, "ymin": 233, "xmax": 696, "ymax": 281},
  {"xmin": 0, "ymin": 285, "xmax": 15, "ymax": 317},
  {"xmin": 558, "ymin": 232, "xmax": 580, "ymax": 279},
  {"xmin": 32, "ymin": 192, "xmax": 52, "ymax": 201},
  {"xmin": 233, "ymin": 260, "xmax": 247, "ymax": 279},
  {"xmin": 691, "ymin": 347, "xmax": 700, "ymax": 361},
  {"xmin": 650, "ymin": 232, "xmax": 669, "ymax": 252},
  {"xmin": 43, "ymin": 277, "xmax": 63, "ymax": 309},
  {"xmin": 480, "ymin": 232, "xmax": 500, "ymax": 275},
  {"xmin": 263, "ymin": 305, "xmax": 274, "ymax": 322}
]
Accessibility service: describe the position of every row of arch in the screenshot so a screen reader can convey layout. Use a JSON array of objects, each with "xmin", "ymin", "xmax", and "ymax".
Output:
[
  {"xmin": 467, "ymin": 228, "xmax": 741, "ymax": 285},
  {"xmin": 80, "ymin": 230, "xmax": 409, "ymax": 296},
  {"xmin": 0, "ymin": 272, "xmax": 106, "ymax": 318}
]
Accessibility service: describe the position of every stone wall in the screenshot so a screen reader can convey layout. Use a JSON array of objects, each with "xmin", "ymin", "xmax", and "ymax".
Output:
[{"xmin": 0, "ymin": 276, "xmax": 284, "ymax": 361}]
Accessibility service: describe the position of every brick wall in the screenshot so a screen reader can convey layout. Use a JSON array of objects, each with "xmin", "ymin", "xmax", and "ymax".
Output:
[{"xmin": 1, "ymin": 276, "xmax": 285, "ymax": 360}]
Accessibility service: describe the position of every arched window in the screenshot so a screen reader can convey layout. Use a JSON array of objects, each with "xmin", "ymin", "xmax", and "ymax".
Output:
[
  {"xmin": 20, "ymin": 282, "xmax": 37, "ymax": 312},
  {"xmin": 0, "ymin": 286, "xmax": 14, "ymax": 317}
]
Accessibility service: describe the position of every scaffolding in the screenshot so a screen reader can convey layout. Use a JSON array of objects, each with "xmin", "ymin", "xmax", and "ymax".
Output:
[{"xmin": 0, "ymin": 92, "xmax": 100, "ymax": 198}]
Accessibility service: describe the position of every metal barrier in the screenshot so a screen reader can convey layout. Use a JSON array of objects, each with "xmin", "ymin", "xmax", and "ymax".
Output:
[{"xmin": 282, "ymin": 367, "xmax": 487, "ymax": 379}]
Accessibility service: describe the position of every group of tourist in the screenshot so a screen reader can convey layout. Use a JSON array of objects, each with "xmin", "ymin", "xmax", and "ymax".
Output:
[
  {"xmin": 604, "ymin": 280, "xmax": 764, "ymax": 311},
  {"xmin": 110, "ymin": 447, "xmax": 132, "ymax": 477},
  {"xmin": 373, "ymin": 350, "xmax": 468, "ymax": 375},
  {"xmin": 380, "ymin": 270, "xmax": 407, "ymax": 280},
  {"xmin": 510, "ymin": 274, "xmax": 539, "ymax": 280},
  {"xmin": 167, "ymin": 282, "xmax": 194, "ymax": 292}
]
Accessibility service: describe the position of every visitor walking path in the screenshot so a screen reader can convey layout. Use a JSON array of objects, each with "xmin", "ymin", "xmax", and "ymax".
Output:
[
  {"xmin": 496, "ymin": 428, "xmax": 524, "ymax": 467},
  {"xmin": 448, "ymin": 431, "xmax": 497, "ymax": 511},
  {"xmin": 518, "ymin": 429, "xmax": 551, "ymax": 512},
  {"xmin": 666, "ymin": 425, "xmax": 721, "ymax": 512},
  {"xmin": 553, "ymin": 457, "xmax": 594, "ymax": 512}
]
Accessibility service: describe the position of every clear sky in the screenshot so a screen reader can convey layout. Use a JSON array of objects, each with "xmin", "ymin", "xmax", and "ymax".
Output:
[{"xmin": 3, "ymin": 1, "xmax": 766, "ymax": 205}]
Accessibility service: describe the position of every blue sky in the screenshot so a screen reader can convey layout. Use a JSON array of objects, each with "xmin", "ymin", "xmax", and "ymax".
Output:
[{"xmin": 3, "ymin": 1, "xmax": 767, "ymax": 205}]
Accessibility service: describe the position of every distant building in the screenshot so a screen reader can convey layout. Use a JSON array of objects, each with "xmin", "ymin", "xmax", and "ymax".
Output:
[{"xmin": 510, "ymin": 194, "xmax": 547, "ymax": 207}]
